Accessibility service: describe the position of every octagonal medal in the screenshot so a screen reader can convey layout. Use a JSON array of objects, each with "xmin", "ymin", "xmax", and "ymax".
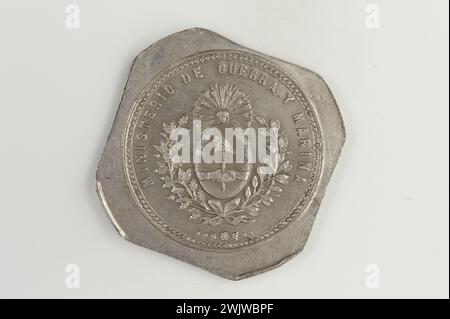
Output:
[{"xmin": 96, "ymin": 28, "xmax": 345, "ymax": 280}]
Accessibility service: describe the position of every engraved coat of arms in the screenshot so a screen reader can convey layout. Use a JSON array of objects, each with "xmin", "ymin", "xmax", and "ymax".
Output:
[{"xmin": 154, "ymin": 83, "xmax": 292, "ymax": 226}]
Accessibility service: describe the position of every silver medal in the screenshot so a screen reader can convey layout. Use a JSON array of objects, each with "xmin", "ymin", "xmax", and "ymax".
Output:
[{"xmin": 96, "ymin": 28, "xmax": 345, "ymax": 280}]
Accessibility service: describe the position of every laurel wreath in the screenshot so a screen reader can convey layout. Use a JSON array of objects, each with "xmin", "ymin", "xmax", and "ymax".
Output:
[{"xmin": 153, "ymin": 114, "xmax": 291, "ymax": 226}]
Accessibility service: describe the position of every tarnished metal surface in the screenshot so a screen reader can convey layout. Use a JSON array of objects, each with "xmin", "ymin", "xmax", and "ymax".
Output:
[{"xmin": 96, "ymin": 28, "xmax": 345, "ymax": 280}]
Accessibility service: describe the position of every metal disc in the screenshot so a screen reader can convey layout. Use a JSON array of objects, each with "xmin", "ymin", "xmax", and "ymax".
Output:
[{"xmin": 96, "ymin": 28, "xmax": 345, "ymax": 280}]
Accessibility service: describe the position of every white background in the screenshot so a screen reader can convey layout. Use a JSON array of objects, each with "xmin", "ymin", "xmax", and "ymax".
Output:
[{"xmin": 0, "ymin": 0, "xmax": 448, "ymax": 298}]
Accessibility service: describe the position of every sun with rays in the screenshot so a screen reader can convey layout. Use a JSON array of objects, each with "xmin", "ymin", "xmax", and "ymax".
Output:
[{"xmin": 193, "ymin": 83, "xmax": 253, "ymax": 129}]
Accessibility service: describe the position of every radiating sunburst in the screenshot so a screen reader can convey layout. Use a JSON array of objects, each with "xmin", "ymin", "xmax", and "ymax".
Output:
[{"xmin": 193, "ymin": 83, "xmax": 252, "ymax": 129}]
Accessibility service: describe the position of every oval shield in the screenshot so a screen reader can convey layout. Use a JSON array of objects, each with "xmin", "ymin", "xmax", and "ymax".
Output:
[
  {"xmin": 195, "ymin": 156, "xmax": 252, "ymax": 200},
  {"xmin": 193, "ymin": 83, "xmax": 253, "ymax": 200}
]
